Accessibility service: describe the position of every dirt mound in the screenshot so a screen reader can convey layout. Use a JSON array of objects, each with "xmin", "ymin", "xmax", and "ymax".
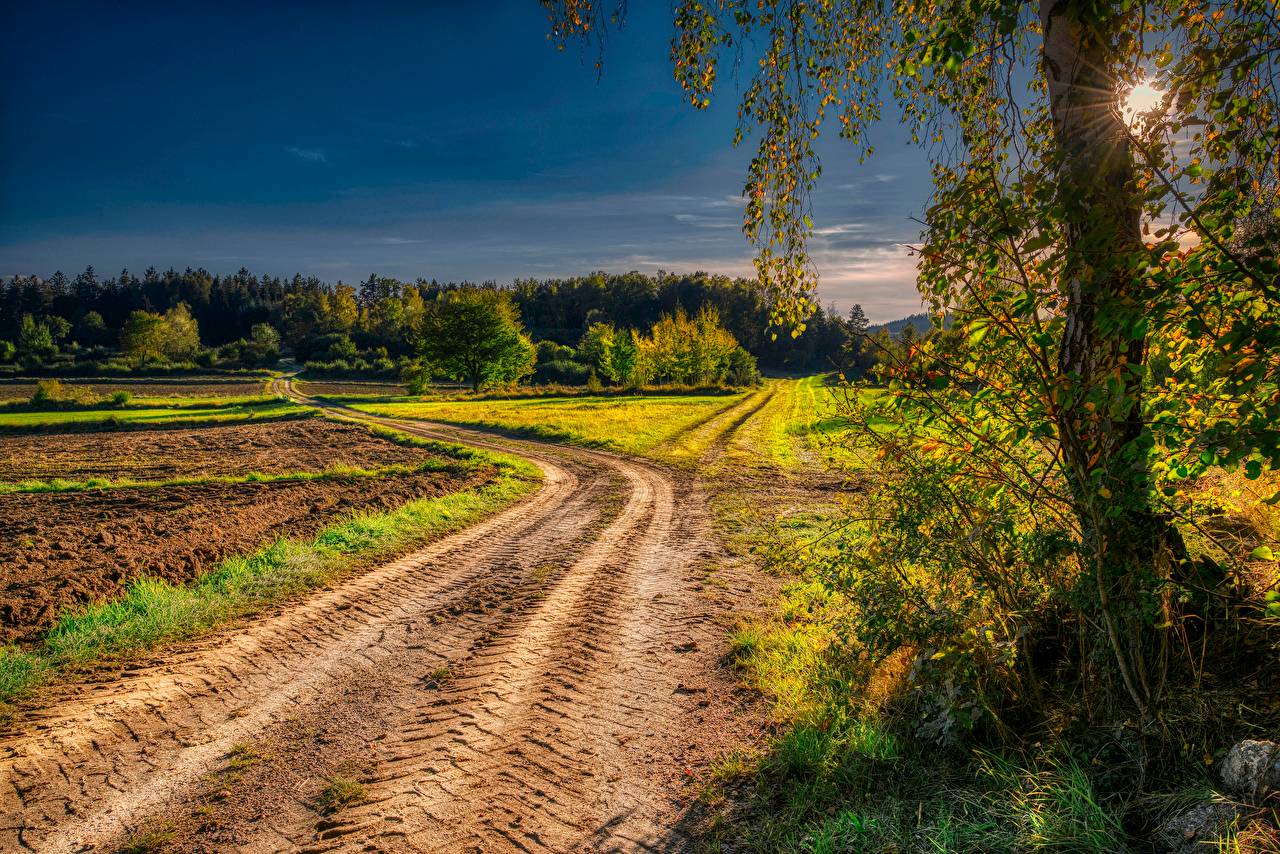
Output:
[
  {"xmin": 0, "ymin": 418, "xmax": 426, "ymax": 482},
  {"xmin": 0, "ymin": 466, "xmax": 492, "ymax": 643}
]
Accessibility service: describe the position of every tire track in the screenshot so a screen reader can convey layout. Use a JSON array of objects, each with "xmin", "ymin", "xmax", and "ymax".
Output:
[{"xmin": 1, "ymin": 374, "xmax": 742, "ymax": 854}]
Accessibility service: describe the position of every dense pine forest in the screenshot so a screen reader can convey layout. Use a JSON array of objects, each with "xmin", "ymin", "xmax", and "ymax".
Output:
[{"xmin": 0, "ymin": 266, "xmax": 887, "ymax": 380}]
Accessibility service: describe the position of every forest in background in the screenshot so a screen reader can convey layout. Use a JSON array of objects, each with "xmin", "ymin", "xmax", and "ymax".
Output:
[{"xmin": 0, "ymin": 266, "xmax": 897, "ymax": 381}]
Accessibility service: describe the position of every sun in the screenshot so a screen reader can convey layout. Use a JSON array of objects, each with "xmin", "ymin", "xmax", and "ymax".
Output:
[{"xmin": 1123, "ymin": 81, "xmax": 1164, "ymax": 126}]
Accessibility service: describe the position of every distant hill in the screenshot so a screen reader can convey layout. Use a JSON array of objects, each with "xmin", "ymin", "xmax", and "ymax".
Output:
[{"xmin": 872, "ymin": 312, "xmax": 934, "ymax": 337}]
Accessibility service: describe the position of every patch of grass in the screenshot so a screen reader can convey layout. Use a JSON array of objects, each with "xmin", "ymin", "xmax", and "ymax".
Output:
[
  {"xmin": 0, "ymin": 456, "xmax": 465, "ymax": 495},
  {"xmin": 228, "ymin": 741, "xmax": 273, "ymax": 769},
  {"xmin": 654, "ymin": 386, "xmax": 774, "ymax": 468},
  {"xmin": 707, "ymin": 504, "xmax": 1135, "ymax": 854},
  {"xmin": 425, "ymin": 666, "xmax": 452, "ymax": 680},
  {"xmin": 120, "ymin": 826, "xmax": 173, "ymax": 854},
  {"xmin": 0, "ymin": 397, "xmax": 305, "ymax": 428},
  {"xmin": 0, "ymin": 442, "xmax": 540, "ymax": 704},
  {"xmin": 0, "ymin": 646, "xmax": 48, "ymax": 713},
  {"xmin": 350, "ymin": 392, "xmax": 751, "ymax": 456},
  {"xmin": 318, "ymin": 774, "xmax": 366, "ymax": 810}
]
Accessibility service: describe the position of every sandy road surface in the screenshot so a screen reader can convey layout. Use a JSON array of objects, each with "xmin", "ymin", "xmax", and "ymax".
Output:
[{"xmin": 0, "ymin": 376, "xmax": 760, "ymax": 853}]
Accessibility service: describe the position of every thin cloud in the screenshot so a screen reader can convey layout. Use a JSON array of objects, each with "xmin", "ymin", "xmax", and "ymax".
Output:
[
  {"xmin": 287, "ymin": 147, "xmax": 327, "ymax": 163},
  {"xmin": 673, "ymin": 214, "xmax": 739, "ymax": 228},
  {"xmin": 812, "ymin": 222, "xmax": 871, "ymax": 236}
]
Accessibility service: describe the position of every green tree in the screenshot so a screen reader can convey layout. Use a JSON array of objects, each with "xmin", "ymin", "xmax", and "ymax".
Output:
[
  {"xmin": 543, "ymin": 0, "xmax": 1280, "ymax": 720},
  {"xmin": 636, "ymin": 306, "xmax": 739, "ymax": 384},
  {"xmin": 417, "ymin": 287, "xmax": 536, "ymax": 392},
  {"xmin": 162, "ymin": 303, "xmax": 201, "ymax": 359},
  {"xmin": 16, "ymin": 315, "xmax": 57, "ymax": 362},
  {"xmin": 251, "ymin": 322, "xmax": 281, "ymax": 352},
  {"xmin": 76, "ymin": 311, "xmax": 109, "ymax": 347},
  {"xmin": 45, "ymin": 316, "xmax": 71, "ymax": 345},
  {"xmin": 118, "ymin": 311, "xmax": 169, "ymax": 361}
]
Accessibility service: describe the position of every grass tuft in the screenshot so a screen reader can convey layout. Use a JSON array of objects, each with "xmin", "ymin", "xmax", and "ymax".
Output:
[
  {"xmin": 0, "ymin": 646, "xmax": 48, "ymax": 712},
  {"xmin": 318, "ymin": 774, "xmax": 366, "ymax": 810},
  {"xmin": 120, "ymin": 827, "xmax": 173, "ymax": 854}
]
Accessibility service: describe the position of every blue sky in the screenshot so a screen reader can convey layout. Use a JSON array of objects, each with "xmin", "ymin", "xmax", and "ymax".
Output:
[{"xmin": 0, "ymin": 1, "xmax": 933, "ymax": 320}]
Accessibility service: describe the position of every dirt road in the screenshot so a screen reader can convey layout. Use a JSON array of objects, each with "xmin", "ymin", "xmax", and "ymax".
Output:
[{"xmin": 0, "ymin": 377, "xmax": 764, "ymax": 853}]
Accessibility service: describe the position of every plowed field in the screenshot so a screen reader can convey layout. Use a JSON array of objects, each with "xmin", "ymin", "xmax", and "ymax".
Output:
[
  {"xmin": 0, "ymin": 418, "xmax": 427, "ymax": 481},
  {"xmin": 0, "ymin": 419, "xmax": 494, "ymax": 642}
]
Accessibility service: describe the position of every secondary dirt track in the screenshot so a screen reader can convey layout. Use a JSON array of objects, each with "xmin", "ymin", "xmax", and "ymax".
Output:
[{"xmin": 0, "ymin": 377, "xmax": 766, "ymax": 853}]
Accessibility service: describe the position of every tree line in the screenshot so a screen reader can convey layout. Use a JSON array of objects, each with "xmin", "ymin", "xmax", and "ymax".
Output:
[{"xmin": 0, "ymin": 266, "xmax": 881, "ymax": 377}]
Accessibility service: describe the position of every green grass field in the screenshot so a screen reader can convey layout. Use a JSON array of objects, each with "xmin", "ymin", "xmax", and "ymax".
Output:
[
  {"xmin": 0, "ymin": 398, "xmax": 306, "ymax": 428},
  {"xmin": 349, "ymin": 392, "xmax": 752, "ymax": 456}
]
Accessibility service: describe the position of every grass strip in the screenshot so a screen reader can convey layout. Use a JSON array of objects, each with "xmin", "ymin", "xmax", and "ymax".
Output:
[
  {"xmin": 0, "ymin": 458, "xmax": 469, "ymax": 495},
  {"xmin": 0, "ymin": 441, "xmax": 540, "ymax": 708},
  {"xmin": 0, "ymin": 399, "xmax": 307, "ymax": 429}
]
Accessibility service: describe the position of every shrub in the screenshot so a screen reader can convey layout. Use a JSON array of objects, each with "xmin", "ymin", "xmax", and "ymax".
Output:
[
  {"xmin": 726, "ymin": 347, "xmax": 763, "ymax": 387},
  {"xmin": 110, "ymin": 390, "xmax": 133, "ymax": 407},
  {"xmin": 324, "ymin": 336, "xmax": 359, "ymax": 361},
  {"xmin": 587, "ymin": 371, "xmax": 603, "ymax": 393},
  {"xmin": 30, "ymin": 379, "xmax": 64, "ymax": 406},
  {"xmin": 534, "ymin": 359, "xmax": 590, "ymax": 385},
  {"xmin": 402, "ymin": 361, "xmax": 434, "ymax": 395}
]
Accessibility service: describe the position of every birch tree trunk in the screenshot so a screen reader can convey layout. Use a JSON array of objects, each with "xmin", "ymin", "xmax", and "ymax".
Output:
[{"xmin": 1040, "ymin": 0, "xmax": 1186, "ymax": 717}]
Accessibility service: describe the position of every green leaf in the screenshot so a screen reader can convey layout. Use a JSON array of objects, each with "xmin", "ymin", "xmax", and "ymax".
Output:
[{"xmin": 1250, "ymin": 546, "xmax": 1275, "ymax": 561}]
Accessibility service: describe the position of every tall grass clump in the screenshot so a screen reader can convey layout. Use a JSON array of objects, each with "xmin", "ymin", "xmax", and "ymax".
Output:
[{"xmin": 0, "ymin": 647, "xmax": 48, "ymax": 708}]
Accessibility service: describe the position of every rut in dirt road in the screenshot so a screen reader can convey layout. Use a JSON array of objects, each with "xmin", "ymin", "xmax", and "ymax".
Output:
[{"xmin": 0, "ymin": 379, "xmax": 756, "ymax": 854}]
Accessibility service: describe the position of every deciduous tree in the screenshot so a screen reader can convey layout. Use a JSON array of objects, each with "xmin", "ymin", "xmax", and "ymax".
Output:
[
  {"xmin": 541, "ymin": 0, "xmax": 1280, "ymax": 719},
  {"xmin": 417, "ymin": 287, "xmax": 536, "ymax": 392}
]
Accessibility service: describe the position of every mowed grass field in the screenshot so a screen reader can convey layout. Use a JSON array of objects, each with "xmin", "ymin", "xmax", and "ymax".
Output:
[{"xmin": 350, "ymin": 392, "xmax": 754, "ymax": 456}]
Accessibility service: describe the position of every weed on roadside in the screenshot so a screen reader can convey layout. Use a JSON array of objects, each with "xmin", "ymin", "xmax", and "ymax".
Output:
[
  {"xmin": 318, "ymin": 774, "xmax": 366, "ymax": 811},
  {"xmin": 228, "ymin": 741, "xmax": 273, "ymax": 769},
  {"xmin": 119, "ymin": 825, "xmax": 173, "ymax": 854}
]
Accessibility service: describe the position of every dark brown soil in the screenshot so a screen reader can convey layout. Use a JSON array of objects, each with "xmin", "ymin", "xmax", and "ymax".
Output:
[
  {"xmin": 293, "ymin": 380, "xmax": 407, "ymax": 397},
  {"xmin": 0, "ymin": 465, "xmax": 493, "ymax": 643},
  {"xmin": 0, "ymin": 418, "xmax": 427, "ymax": 481}
]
